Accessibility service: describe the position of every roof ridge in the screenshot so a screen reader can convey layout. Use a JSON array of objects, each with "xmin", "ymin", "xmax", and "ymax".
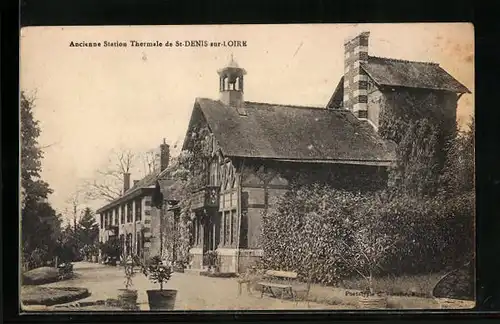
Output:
[
  {"xmin": 368, "ymin": 55, "xmax": 439, "ymax": 66},
  {"xmin": 243, "ymin": 101, "xmax": 327, "ymax": 110}
]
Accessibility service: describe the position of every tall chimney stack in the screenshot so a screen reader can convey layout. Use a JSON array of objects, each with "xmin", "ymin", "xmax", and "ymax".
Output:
[
  {"xmin": 123, "ymin": 172, "xmax": 131, "ymax": 194},
  {"xmin": 344, "ymin": 31, "xmax": 370, "ymax": 118},
  {"xmin": 160, "ymin": 139, "xmax": 170, "ymax": 172}
]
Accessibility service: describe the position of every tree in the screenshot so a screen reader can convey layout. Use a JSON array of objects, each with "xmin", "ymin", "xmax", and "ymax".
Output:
[
  {"xmin": 21, "ymin": 91, "xmax": 61, "ymax": 267},
  {"xmin": 84, "ymin": 148, "xmax": 136, "ymax": 201},
  {"xmin": 84, "ymin": 146, "xmax": 166, "ymax": 202},
  {"xmin": 77, "ymin": 208, "xmax": 100, "ymax": 259},
  {"xmin": 139, "ymin": 148, "xmax": 161, "ymax": 175},
  {"xmin": 66, "ymin": 190, "xmax": 84, "ymax": 231},
  {"xmin": 388, "ymin": 118, "xmax": 441, "ymax": 197},
  {"xmin": 440, "ymin": 117, "xmax": 475, "ymax": 195},
  {"xmin": 57, "ymin": 224, "xmax": 80, "ymax": 263}
]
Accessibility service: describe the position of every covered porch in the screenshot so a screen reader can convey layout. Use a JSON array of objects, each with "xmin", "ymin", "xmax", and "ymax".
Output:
[{"xmin": 189, "ymin": 185, "xmax": 247, "ymax": 273}]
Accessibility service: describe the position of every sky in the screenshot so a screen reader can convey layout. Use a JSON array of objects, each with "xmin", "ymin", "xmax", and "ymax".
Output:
[{"xmin": 20, "ymin": 23, "xmax": 474, "ymax": 220}]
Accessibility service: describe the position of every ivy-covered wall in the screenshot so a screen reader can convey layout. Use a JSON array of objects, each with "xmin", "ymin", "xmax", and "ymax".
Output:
[
  {"xmin": 238, "ymin": 159, "xmax": 388, "ymax": 250},
  {"xmin": 378, "ymin": 88, "xmax": 458, "ymax": 144}
]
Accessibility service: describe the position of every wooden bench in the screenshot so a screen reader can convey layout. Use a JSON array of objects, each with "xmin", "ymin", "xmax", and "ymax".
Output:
[{"xmin": 258, "ymin": 270, "xmax": 312, "ymax": 305}]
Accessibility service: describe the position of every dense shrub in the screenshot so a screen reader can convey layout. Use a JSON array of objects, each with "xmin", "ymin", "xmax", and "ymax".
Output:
[
  {"xmin": 376, "ymin": 191, "xmax": 474, "ymax": 275},
  {"xmin": 261, "ymin": 184, "xmax": 474, "ymax": 285},
  {"xmin": 261, "ymin": 184, "xmax": 365, "ymax": 284}
]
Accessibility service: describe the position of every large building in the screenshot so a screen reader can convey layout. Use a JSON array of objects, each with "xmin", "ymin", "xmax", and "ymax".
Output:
[
  {"xmin": 172, "ymin": 31, "xmax": 470, "ymax": 274},
  {"xmin": 96, "ymin": 140, "xmax": 174, "ymax": 261}
]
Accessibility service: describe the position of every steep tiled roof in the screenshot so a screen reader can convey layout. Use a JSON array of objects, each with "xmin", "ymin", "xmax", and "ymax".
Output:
[
  {"xmin": 361, "ymin": 56, "xmax": 471, "ymax": 93},
  {"xmin": 194, "ymin": 98, "xmax": 396, "ymax": 164},
  {"xmin": 326, "ymin": 56, "xmax": 471, "ymax": 109},
  {"xmin": 326, "ymin": 76, "xmax": 344, "ymax": 109}
]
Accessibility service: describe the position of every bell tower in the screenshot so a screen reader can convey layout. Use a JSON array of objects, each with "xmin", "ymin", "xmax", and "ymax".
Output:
[{"xmin": 218, "ymin": 55, "xmax": 246, "ymax": 108}]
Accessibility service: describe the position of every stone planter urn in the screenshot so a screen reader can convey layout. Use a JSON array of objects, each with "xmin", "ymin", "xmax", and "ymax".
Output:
[
  {"xmin": 146, "ymin": 289, "xmax": 177, "ymax": 310},
  {"xmin": 117, "ymin": 289, "xmax": 138, "ymax": 309}
]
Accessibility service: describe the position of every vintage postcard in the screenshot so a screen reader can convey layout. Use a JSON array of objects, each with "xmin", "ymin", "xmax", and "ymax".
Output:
[{"xmin": 20, "ymin": 23, "xmax": 474, "ymax": 311}]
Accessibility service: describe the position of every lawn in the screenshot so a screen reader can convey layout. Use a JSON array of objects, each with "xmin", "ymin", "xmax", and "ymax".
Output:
[
  {"xmin": 253, "ymin": 273, "xmax": 474, "ymax": 309},
  {"xmin": 339, "ymin": 273, "xmax": 444, "ymax": 298}
]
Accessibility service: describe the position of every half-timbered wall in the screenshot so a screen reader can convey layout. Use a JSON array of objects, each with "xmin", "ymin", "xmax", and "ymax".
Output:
[
  {"xmin": 218, "ymin": 158, "xmax": 239, "ymax": 248},
  {"xmin": 240, "ymin": 164, "xmax": 289, "ymax": 249}
]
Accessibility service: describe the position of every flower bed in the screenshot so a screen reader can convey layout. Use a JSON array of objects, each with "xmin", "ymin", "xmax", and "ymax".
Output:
[
  {"xmin": 200, "ymin": 271, "xmax": 237, "ymax": 278},
  {"xmin": 22, "ymin": 267, "xmax": 60, "ymax": 285},
  {"xmin": 21, "ymin": 286, "xmax": 90, "ymax": 306}
]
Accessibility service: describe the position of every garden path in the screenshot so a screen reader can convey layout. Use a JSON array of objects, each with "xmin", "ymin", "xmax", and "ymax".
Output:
[{"xmin": 40, "ymin": 262, "xmax": 343, "ymax": 310}]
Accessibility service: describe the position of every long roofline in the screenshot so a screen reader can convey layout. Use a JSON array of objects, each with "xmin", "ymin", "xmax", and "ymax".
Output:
[
  {"xmin": 96, "ymin": 187, "xmax": 155, "ymax": 214},
  {"xmin": 229, "ymin": 156, "xmax": 394, "ymax": 166},
  {"xmin": 360, "ymin": 57, "xmax": 471, "ymax": 94}
]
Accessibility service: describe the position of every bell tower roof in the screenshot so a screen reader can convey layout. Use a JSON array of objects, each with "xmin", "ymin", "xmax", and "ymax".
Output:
[
  {"xmin": 218, "ymin": 54, "xmax": 246, "ymax": 109},
  {"xmin": 218, "ymin": 54, "xmax": 247, "ymax": 76}
]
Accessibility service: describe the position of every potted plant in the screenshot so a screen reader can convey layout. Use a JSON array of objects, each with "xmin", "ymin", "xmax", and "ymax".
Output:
[
  {"xmin": 204, "ymin": 250, "xmax": 219, "ymax": 273},
  {"xmin": 173, "ymin": 260, "xmax": 185, "ymax": 273},
  {"xmin": 185, "ymin": 253, "xmax": 193, "ymax": 269},
  {"xmin": 339, "ymin": 194, "xmax": 401, "ymax": 309},
  {"xmin": 99, "ymin": 238, "xmax": 121, "ymax": 266},
  {"xmin": 117, "ymin": 255, "xmax": 138, "ymax": 310},
  {"xmin": 142, "ymin": 255, "xmax": 177, "ymax": 310}
]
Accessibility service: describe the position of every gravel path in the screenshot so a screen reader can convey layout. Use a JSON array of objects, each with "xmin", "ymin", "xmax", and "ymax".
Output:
[{"xmin": 40, "ymin": 262, "xmax": 344, "ymax": 311}]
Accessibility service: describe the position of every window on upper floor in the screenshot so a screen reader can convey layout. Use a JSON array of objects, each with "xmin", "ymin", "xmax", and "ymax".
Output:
[
  {"xmin": 135, "ymin": 199, "xmax": 142, "ymax": 221},
  {"xmin": 127, "ymin": 203, "xmax": 133, "ymax": 223},
  {"xmin": 209, "ymin": 160, "xmax": 219, "ymax": 186},
  {"xmin": 121, "ymin": 205, "xmax": 125, "ymax": 224}
]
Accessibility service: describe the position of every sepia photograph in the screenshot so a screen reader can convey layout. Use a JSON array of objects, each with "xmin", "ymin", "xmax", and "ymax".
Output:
[{"xmin": 20, "ymin": 23, "xmax": 474, "ymax": 311}]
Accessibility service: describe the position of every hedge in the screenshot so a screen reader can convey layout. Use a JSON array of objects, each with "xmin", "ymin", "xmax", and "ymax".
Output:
[{"xmin": 261, "ymin": 184, "xmax": 474, "ymax": 286}]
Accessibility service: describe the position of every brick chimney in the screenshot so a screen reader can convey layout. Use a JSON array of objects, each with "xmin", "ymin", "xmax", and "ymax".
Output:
[
  {"xmin": 123, "ymin": 172, "xmax": 131, "ymax": 193},
  {"xmin": 344, "ymin": 31, "xmax": 369, "ymax": 118},
  {"xmin": 160, "ymin": 139, "xmax": 170, "ymax": 172}
]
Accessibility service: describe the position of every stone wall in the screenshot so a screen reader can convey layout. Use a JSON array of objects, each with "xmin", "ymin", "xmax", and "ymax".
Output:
[
  {"xmin": 189, "ymin": 247, "xmax": 203, "ymax": 269},
  {"xmin": 214, "ymin": 248, "xmax": 263, "ymax": 274},
  {"xmin": 367, "ymin": 86, "xmax": 383, "ymax": 128},
  {"xmin": 148, "ymin": 206, "xmax": 161, "ymax": 259},
  {"xmin": 237, "ymin": 249, "xmax": 263, "ymax": 274}
]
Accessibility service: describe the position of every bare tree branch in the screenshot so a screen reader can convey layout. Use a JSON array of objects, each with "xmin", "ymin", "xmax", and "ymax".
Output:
[
  {"xmin": 81, "ymin": 146, "xmax": 166, "ymax": 204},
  {"xmin": 65, "ymin": 190, "xmax": 85, "ymax": 230}
]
